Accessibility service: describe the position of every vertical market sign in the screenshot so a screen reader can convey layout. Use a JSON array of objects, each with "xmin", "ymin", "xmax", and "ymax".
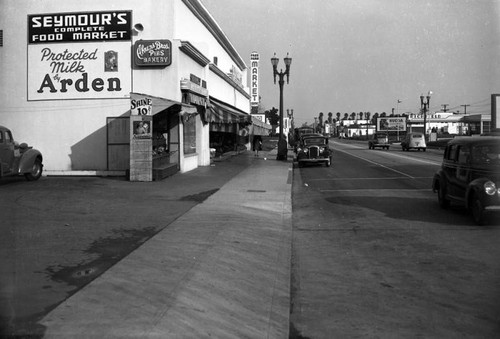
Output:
[
  {"xmin": 250, "ymin": 52, "xmax": 259, "ymax": 107},
  {"xmin": 27, "ymin": 11, "xmax": 132, "ymax": 101}
]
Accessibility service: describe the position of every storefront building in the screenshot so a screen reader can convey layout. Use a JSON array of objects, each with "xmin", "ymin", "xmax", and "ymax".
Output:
[{"xmin": 0, "ymin": 0, "xmax": 253, "ymax": 180}]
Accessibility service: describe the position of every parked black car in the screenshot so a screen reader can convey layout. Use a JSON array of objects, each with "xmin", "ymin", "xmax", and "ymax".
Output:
[
  {"xmin": 296, "ymin": 135, "xmax": 332, "ymax": 167},
  {"xmin": 432, "ymin": 136, "xmax": 500, "ymax": 225},
  {"xmin": 0, "ymin": 125, "xmax": 43, "ymax": 181},
  {"xmin": 291, "ymin": 127, "xmax": 315, "ymax": 152}
]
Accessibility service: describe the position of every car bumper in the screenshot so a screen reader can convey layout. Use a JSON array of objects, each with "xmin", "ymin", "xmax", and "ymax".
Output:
[{"xmin": 298, "ymin": 158, "xmax": 329, "ymax": 163}]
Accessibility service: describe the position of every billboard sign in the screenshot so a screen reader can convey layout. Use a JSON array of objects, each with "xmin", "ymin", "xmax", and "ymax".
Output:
[
  {"xmin": 377, "ymin": 117, "xmax": 407, "ymax": 132},
  {"xmin": 27, "ymin": 11, "xmax": 132, "ymax": 101},
  {"xmin": 28, "ymin": 11, "xmax": 131, "ymax": 44}
]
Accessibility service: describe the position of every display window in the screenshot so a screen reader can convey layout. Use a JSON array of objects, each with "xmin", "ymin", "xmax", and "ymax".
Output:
[{"xmin": 183, "ymin": 114, "xmax": 197, "ymax": 155}]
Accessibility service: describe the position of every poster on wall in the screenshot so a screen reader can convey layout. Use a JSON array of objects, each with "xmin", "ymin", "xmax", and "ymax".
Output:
[{"xmin": 27, "ymin": 11, "xmax": 132, "ymax": 101}]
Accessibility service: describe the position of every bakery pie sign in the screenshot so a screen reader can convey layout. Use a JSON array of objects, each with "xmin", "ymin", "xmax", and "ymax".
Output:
[{"xmin": 134, "ymin": 39, "xmax": 171, "ymax": 67}]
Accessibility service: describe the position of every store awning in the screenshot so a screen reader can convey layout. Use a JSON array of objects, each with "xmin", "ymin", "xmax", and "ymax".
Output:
[
  {"xmin": 130, "ymin": 92, "xmax": 197, "ymax": 119},
  {"xmin": 250, "ymin": 115, "xmax": 272, "ymax": 136},
  {"xmin": 130, "ymin": 92, "xmax": 182, "ymax": 115},
  {"xmin": 208, "ymin": 99, "xmax": 252, "ymax": 125}
]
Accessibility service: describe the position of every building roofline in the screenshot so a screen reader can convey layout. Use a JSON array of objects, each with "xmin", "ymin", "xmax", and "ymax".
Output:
[{"xmin": 182, "ymin": 0, "xmax": 246, "ymax": 71}]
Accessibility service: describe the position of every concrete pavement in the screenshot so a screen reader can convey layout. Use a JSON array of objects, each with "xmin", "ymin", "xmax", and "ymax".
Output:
[{"xmin": 39, "ymin": 148, "xmax": 293, "ymax": 338}]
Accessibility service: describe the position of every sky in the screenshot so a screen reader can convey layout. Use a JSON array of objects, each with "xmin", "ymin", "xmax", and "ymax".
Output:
[{"xmin": 201, "ymin": 0, "xmax": 500, "ymax": 126}]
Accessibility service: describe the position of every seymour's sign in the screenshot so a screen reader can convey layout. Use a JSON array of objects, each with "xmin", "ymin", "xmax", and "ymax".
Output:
[
  {"xmin": 28, "ymin": 11, "xmax": 131, "ymax": 44},
  {"xmin": 27, "ymin": 11, "xmax": 131, "ymax": 101},
  {"xmin": 134, "ymin": 40, "xmax": 172, "ymax": 67}
]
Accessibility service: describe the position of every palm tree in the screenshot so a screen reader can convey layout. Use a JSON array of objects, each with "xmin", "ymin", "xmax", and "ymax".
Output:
[
  {"xmin": 336, "ymin": 112, "xmax": 341, "ymax": 121},
  {"xmin": 343, "ymin": 113, "xmax": 348, "ymax": 120},
  {"xmin": 350, "ymin": 112, "xmax": 356, "ymax": 120}
]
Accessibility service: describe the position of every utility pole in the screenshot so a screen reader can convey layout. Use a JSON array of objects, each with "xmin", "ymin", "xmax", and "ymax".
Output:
[
  {"xmin": 461, "ymin": 104, "xmax": 470, "ymax": 115},
  {"xmin": 441, "ymin": 104, "xmax": 449, "ymax": 112}
]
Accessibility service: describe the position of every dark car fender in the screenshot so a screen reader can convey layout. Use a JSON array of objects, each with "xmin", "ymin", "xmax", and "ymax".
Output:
[
  {"xmin": 464, "ymin": 178, "xmax": 491, "ymax": 210},
  {"xmin": 18, "ymin": 148, "xmax": 43, "ymax": 174}
]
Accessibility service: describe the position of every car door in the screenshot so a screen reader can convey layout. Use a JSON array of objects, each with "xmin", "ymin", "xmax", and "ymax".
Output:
[
  {"xmin": 454, "ymin": 145, "xmax": 471, "ymax": 202},
  {"xmin": 443, "ymin": 144, "xmax": 460, "ymax": 199},
  {"xmin": 0, "ymin": 129, "xmax": 15, "ymax": 175}
]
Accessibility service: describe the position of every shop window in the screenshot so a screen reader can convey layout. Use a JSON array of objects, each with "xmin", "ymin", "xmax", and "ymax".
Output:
[
  {"xmin": 483, "ymin": 121, "xmax": 491, "ymax": 134},
  {"xmin": 183, "ymin": 114, "xmax": 196, "ymax": 155}
]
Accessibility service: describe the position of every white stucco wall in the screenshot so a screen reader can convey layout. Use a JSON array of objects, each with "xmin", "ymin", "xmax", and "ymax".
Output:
[{"xmin": 0, "ymin": 0, "xmax": 248, "ymax": 175}]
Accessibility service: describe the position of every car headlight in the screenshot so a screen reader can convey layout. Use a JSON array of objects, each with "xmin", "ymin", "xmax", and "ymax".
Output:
[
  {"xmin": 484, "ymin": 181, "xmax": 497, "ymax": 195},
  {"xmin": 319, "ymin": 147, "xmax": 326, "ymax": 152},
  {"xmin": 304, "ymin": 147, "xmax": 309, "ymax": 153}
]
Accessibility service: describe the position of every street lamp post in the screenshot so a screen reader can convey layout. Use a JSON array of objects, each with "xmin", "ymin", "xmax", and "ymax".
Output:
[
  {"xmin": 420, "ymin": 91, "xmax": 432, "ymax": 138},
  {"xmin": 271, "ymin": 53, "xmax": 292, "ymax": 161}
]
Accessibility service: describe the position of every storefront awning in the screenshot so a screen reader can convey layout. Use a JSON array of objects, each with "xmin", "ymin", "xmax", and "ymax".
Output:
[
  {"xmin": 250, "ymin": 115, "xmax": 272, "ymax": 136},
  {"xmin": 130, "ymin": 92, "xmax": 183, "ymax": 115},
  {"xmin": 208, "ymin": 99, "xmax": 252, "ymax": 125}
]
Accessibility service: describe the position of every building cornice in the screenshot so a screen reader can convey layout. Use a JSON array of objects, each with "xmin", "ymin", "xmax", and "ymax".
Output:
[
  {"xmin": 181, "ymin": 0, "xmax": 246, "ymax": 71},
  {"xmin": 209, "ymin": 64, "xmax": 250, "ymax": 99},
  {"xmin": 179, "ymin": 40, "xmax": 211, "ymax": 67}
]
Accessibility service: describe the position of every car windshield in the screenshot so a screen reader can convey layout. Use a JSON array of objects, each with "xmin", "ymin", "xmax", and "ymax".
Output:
[
  {"xmin": 412, "ymin": 134, "xmax": 423, "ymax": 138},
  {"xmin": 471, "ymin": 143, "xmax": 500, "ymax": 165},
  {"xmin": 298, "ymin": 129, "xmax": 314, "ymax": 136},
  {"xmin": 376, "ymin": 134, "xmax": 387, "ymax": 139},
  {"xmin": 304, "ymin": 138, "xmax": 327, "ymax": 146}
]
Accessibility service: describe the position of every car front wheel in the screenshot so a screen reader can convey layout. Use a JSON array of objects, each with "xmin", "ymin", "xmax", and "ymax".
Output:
[{"xmin": 25, "ymin": 158, "xmax": 43, "ymax": 181}]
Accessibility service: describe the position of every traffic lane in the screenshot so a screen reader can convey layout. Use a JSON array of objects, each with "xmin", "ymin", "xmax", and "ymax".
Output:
[
  {"xmin": 301, "ymin": 143, "xmax": 488, "ymax": 226},
  {"xmin": 291, "ymin": 155, "xmax": 500, "ymax": 337},
  {"xmin": 304, "ymin": 148, "xmax": 437, "ymax": 193},
  {"xmin": 330, "ymin": 139, "xmax": 442, "ymax": 179}
]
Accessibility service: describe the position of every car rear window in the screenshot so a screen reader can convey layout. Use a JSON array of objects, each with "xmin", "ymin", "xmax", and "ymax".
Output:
[{"xmin": 412, "ymin": 134, "xmax": 423, "ymax": 138}]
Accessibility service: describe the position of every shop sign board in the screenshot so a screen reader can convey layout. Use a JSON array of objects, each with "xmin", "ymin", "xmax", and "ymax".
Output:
[
  {"xmin": 251, "ymin": 114, "xmax": 265, "ymax": 122},
  {"xmin": 130, "ymin": 94, "xmax": 153, "ymax": 116},
  {"xmin": 377, "ymin": 117, "xmax": 407, "ymax": 132},
  {"xmin": 250, "ymin": 52, "xmax": 259, "ymax": 107},
  {"xmin": 134, "ymin": 40, "xmax": 172, "ymax": 67},
  {"xmin": 28, "ymin": 11, "xmax": 131, "ymax": 43},
  {"xmin": 27, "ymin": 11, "xmax": 131, "ymax": 101}
]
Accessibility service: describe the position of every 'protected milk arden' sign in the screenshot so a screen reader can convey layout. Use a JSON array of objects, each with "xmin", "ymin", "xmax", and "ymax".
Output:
[{"xmin": 27, "ymin": 11, "xmax": 132, "ymax": 101}]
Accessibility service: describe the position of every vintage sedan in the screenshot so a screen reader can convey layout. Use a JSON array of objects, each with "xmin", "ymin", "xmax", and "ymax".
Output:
[
  {"xmin": 401, "ymin": 132, "xmax": 426, "ymax": 151},
  {"xmin": 368, "ymin": 132, "xmax": 390, "ymax": 150},
  {"xmin": 0, "ymin": 125, "xmax": 43, "ymax": 181},
  {"xmin": 432, "ymin": 136, "xmax": 500, "ymax": 225},
  {"xmin": 296, "ymin": 135, "xmax": 332, "ymax": 167}
]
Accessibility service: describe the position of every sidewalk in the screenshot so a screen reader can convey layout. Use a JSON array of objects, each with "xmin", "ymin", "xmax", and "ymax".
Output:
[{"xmin": 40, "ymin": 148, "xmax": 293, "ymax": 338}]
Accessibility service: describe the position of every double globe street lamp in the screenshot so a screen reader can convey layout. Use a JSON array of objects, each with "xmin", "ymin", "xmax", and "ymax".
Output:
[{"xmin": 271, "ymin": 53, "xmax": 292, "ymax": 161}]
